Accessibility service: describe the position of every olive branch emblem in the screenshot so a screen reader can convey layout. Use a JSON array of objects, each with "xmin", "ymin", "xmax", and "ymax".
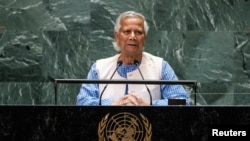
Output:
[
  {"xmin": 98, "ymin": 113, "xmax": 109, "ymax": 141},
  {"xmin": 140, "ymin": 113, "xmax": 152, "ymax": 141},
  {"xmin": 98, "ymin": 112, "xmax": 152, "ymax": 141}
]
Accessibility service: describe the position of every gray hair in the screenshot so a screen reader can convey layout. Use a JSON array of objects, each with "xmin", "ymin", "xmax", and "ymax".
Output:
[{"xmin": 112, "ymin": 11, "xmax": 149, "ymax": 52}]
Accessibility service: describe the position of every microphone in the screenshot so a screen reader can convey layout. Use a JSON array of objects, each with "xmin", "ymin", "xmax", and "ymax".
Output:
[
  {"xmin": 99, "ymin": 60, "xmax": 123, "ymax": 105},
  {"xmin": 134, "ymin": 60, "xmax": 153, "ymax": 105}
]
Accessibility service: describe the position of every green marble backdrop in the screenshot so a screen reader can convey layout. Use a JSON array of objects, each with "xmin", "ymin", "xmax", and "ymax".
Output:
[{"xmin": 0, "ymin": 0, "xmax": 249, "ymax": 105}]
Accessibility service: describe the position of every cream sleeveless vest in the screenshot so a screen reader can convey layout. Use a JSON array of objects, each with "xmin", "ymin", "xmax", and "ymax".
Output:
[{"xmin": 96, "ymin": 52, "xmax": 162, "ymax": 103}]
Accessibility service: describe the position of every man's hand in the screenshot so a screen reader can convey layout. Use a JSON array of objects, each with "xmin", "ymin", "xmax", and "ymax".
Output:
[{"xmin": 111, "ymin": 93, "xmax": 150, "ymax": 106}]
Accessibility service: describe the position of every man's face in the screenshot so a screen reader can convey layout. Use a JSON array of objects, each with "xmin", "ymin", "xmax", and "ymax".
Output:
[{"xmin": 114, "ymin": 17, "xmax": 146, "ymax": 56}]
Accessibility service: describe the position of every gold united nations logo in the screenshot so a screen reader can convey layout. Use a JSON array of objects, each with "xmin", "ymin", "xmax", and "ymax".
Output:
[{"xmin": 98, "ymin": 112, "xmax": 152, "ymax": 141}]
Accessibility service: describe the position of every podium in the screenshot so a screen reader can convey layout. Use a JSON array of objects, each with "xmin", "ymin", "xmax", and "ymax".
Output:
[
  {"xmin": 1, "ymin": 80, "xmax": 247, "ymax": 140},
  {"xmin": 0, "ymin": 106, "xmax": 250, "ymax": 140}
]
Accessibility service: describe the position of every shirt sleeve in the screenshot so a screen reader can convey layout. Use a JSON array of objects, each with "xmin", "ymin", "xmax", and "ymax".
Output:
[
  {"xmin": 152, "ymin": 60, "xmax": 190, "ymax": 106},
  {"xmin": 76, "ymin": 63, "xmax": 113, "ymax": 105}
]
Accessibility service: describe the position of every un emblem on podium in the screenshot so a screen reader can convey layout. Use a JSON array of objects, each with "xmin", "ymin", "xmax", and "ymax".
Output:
[{"xmin": 98, "ymin": 112, "xmax": 152, "ymax": 141}]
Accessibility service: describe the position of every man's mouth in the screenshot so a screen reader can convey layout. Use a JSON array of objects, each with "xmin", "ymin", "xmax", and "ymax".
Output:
[{"xmin": 127, "ymin": 44, "xmax": 137, "ymax": 46}]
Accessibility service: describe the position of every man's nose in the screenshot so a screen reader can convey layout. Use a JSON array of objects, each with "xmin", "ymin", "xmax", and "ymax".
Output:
[{"xmin": 129, "ymin": 32, "xmax": 136, "ymax": 40}]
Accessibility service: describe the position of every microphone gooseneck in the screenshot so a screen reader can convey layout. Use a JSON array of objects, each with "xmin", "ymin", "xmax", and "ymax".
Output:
[
  {"xmin": 134, "ymin": 60, "xmax": 153, "ymax": 105},
  {"xmin": 99, "ymin": 60, "xmax": 123, "ymax": 105}
]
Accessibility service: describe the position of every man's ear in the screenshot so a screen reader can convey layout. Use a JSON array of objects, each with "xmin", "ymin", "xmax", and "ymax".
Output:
[{"xmin": 114, "ymin": 32, "xmax": 118, "ymax": 40}]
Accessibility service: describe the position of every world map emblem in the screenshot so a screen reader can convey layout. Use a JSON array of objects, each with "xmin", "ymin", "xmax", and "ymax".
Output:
[{"xmin": 98, "ymin": 112, "xmax": 152, "ymax": 141}]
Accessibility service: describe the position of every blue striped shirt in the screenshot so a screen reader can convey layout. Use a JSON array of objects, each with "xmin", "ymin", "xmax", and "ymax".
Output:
[{"xmin": 76, "ymin": 60, "xmax": 189, "ymax": 105}]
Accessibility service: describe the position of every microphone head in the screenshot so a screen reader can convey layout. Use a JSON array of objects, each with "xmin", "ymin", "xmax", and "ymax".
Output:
[
  {"xmin": 117, "ymin": 60, "xmax": 123, "ymax": 66},
  {"xmin": 134, "ymin": 60, "xmax": 140, "ymax": 66}
]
